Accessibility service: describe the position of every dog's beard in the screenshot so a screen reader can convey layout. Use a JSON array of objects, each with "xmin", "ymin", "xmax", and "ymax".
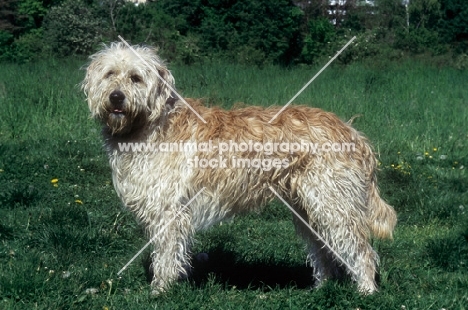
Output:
[
  {"xmin": 101, "ymin": 100, "xmax": 150, "ymax": 136},
  {"xmin": 94, "ymin": 82, "xmax": 157, "ymax": 136},
  {"xmin": 105, "ymin": 111, "xmax": 132, "ymax": 135}
]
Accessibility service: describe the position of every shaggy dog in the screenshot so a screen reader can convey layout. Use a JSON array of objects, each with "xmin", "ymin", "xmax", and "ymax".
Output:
[{"xmin": 82, "ymin": 42, "xmax": 396, "ymax": 294}]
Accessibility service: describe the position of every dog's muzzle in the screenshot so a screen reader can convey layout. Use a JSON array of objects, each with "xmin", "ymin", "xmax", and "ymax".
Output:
[{"xmin": 109, "ymin": 90, "xmax": 126, "ymax": 114}]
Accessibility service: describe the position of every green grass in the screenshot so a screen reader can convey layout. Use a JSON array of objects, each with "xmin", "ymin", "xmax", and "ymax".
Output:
[{"xmin": 0, "ymin": 58, "xmax": 467, "ymax": 309}]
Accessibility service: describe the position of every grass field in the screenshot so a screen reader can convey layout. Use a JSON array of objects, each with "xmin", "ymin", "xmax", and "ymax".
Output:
[{"xmin": 0, "ymin": 58, "xmax": 467, "ymax": 309}]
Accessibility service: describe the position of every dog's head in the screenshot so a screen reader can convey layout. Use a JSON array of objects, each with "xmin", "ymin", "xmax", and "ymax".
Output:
[{"xmin": 82, "ymin": 42, "xmax": 175, "ymax": 135}]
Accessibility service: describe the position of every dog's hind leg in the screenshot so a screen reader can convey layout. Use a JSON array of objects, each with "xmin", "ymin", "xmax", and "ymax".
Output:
[
  {"xmin": 292, "ymin": 208, "xmax": 345, "ymax": 287},
  {"xmin": 296, "ymin": 170, "xmax": 379, "ymax": 294}
]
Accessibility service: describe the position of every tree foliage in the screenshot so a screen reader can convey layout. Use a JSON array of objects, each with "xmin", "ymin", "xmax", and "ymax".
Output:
[
  {"xmin": 409, "ymin": 0, "xmax": 441, "ymax": 29},
  {"xmin": 1, "ymin": 0, "xmax": 468, "ymax": 64},
  {"xmin": 0, "ymin": 0, "xmax": 24, "ymax": 34},
  {"xmin": 439, "ymin": 0, "xmax": 468, "ymax": 50},
  {"xmin": 43, "ymin": 0, "xmax": 102, "ymax": 56},
  {"xmin": 300, "ymin": 17, "xmax": 336, "ymax": 64},
  {"xmin": 161, "ymin": 0, "xmax": 303, "ymax": 65}
]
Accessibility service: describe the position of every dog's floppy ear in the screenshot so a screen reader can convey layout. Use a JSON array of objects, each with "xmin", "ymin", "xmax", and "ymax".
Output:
[
  {"xmin": 156, "ymin": 67, "xmax": 175, "ymax": 100},
  {"xmin": 81, "ymin": 48, "xmax": 109, "ymax": 119},
  {"xmin": 145, "ymin": 51, "xmax": 175, "ymax": 121}
]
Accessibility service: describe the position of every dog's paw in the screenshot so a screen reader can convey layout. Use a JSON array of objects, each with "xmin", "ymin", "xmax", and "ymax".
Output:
[
  {"xmin": 150, "ymin": 280, "xmax": 168, "ymax": 296},
  {"xmin": 150, "ymin": 288, "xmax": 163, "ymax": 297}
]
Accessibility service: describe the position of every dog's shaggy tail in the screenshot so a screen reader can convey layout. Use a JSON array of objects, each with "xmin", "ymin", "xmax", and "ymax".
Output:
[{"xmin": 368, "ymin": 179, "xmax": 397, "ymax": 240}]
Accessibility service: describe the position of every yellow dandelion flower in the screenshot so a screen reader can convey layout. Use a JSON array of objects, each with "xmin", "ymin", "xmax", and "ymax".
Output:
[
  {"xmin": 51, "ymin": 178, "xmax": 59, "ymax": 184},
  {"xmin": 53, "ymin": 184, "xmax": 58, "ymax": 187},
  {"xmin": 424, "ymin": 152, "xmax": 429, "ymax": 156},
  {"xmin": 75, "ymin": 200, "xmax": 83, "ymax": 204},
  {"xmin": 433, "ymin": 147, "xmax": 437, "ymax": 151},
  {"xmin": 0, "ymin": 169, "xmax": 4, "ymax": 172}
]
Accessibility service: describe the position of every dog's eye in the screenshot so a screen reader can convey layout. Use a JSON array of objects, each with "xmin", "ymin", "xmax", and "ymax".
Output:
[
  {"xmin": 105, "ymin": 71, "xmax": 114, "ymax": 79},
  {"xmin": 131, "ymin": 75, "xmax": 142, "ymax": 84}
]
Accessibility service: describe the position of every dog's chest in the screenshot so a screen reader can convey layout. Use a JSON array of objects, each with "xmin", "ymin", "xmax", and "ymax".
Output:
[
  {"xmin": 107, "ymin": 150, "xmax": 236, "ymax": 230},
  {"xmin": 108, "ymin": 151, "xmax": 181, "ymax": 209}
]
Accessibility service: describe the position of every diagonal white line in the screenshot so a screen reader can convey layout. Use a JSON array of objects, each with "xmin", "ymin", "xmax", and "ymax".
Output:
[
  {"xmin": 117, "ymin": 187, "xmax": 206, "ymax": 276},
  {"xmin": 268, "ymin": 186, "xmax": 358, "ymax": 276},
  {"xmin": 118, "ymin": 35, "xmax": 207, "ymax": 124},
  {"xmin": 268, "ymin": 36, "xmax": 357, "ymax": 124}
]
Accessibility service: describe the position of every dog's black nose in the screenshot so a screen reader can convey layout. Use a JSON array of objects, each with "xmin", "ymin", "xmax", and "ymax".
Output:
[{"xmin": 109, "ymin": 90, "xmax": 126, "ymax": 105}]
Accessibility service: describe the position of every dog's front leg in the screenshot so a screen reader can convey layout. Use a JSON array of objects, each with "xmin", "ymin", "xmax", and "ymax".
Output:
[{"xmin": 145, "ymin": 205, "xmax": 194, "ymax": 294}]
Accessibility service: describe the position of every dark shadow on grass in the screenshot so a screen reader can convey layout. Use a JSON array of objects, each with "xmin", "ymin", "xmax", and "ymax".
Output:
[
  {"xmin": 0, "ymin": 223, "xmax": 14, "ymax": 240},
  {"xmin": 441, "ymin": 176, "xmax": 468, "ymax": 193},
  {"xmin": 426, "ymin": 229, "xmax": 468, "ymax": 272},
  {"xmin": 143, "ymin": 247, "xmax": 314, "ymax": 290},
  {"xmin": 0, "ymin": 182, "xmax": 40, "ymax": 209},
  {"xmin": 189, "ymin": 247, "xmax": 313, "ymax": 290}
]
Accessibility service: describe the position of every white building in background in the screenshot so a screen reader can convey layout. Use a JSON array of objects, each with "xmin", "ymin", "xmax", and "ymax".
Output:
[
  {"xmin": 128, "ymin": 0, "xmax": 147, "ymax": 5},
  {"xmin": 327, "ymin": 0, "xmax": 377, "ymax": 25},
  {"xmin": 329, "ymin": 0, "xmax": 347, "ymax": 5},
  {"xmin": 359, "ymin": 0, "xmax": 376, "ymax": 5}
]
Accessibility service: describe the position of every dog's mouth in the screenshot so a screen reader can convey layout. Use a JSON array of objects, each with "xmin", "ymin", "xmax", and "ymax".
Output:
[
  {"xmin": 108, "ymin": 108, "xmax": 127, "ymax": 121},
  {"xmin": 111, "ymin": 108, "xmax": 125, "ymax": 115}
]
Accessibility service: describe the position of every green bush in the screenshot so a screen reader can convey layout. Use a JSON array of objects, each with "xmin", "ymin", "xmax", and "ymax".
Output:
[
  {"xmin": 113, "ymin": 2, "xmax": 186, "ymax": 61},
  {"xmin": 394, "ymin": 27, "xmax": 441, "ymax": 54},
  {"xmin": 337, "ymin": 30, "xmax": 390, "ymax": 64},
  {"xmin": 0, "ymin": 29, "xmax": 46, "ymax": 63},
  {"xmin": 95, "ymin": 1, "xmax": 196, "ymax": 63},
  {"xmin": 43, "ymin": 0, "xmax": 102, "ymax": 56},
  {"xmin": 438, "ymin": 0, "xmax": 468, "ymax": 52},
  {"xmin": 230, "ymin": 45, "xmax": 267, "ymax": 66},
  {"xmin": 112, "ymin": 2, "xmax": 157, "ymax": 43},
  {"xmin": 10, "ymin": 28, "xmax": 45, "ymax": 62},
  {"xmin": 453, "ymin": 52, "xmax": 468, "ymax": 69},
  {"xmin": 0, "ymin": 31, "xmax": 14, "ymax": 61},
  {"xmin": 300, "ymin": 17, "xmax": 336, "ymax": 64},
  {"xmin": 1, "ymin": 0, "xmax": 468, "ymax": 65},
  {"xmin": 162, "ymin": 0, "xmax": 303, "ymax": 65}
]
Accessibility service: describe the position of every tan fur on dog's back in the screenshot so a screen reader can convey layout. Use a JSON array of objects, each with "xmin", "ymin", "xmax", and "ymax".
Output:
[{"xmin": 170, "ymin": 98, "xmax": 397, "ymax": 239}]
